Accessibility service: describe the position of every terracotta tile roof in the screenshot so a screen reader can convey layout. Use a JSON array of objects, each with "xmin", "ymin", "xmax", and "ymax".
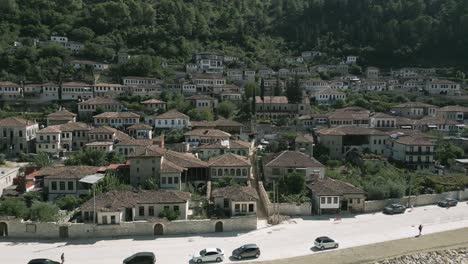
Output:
[
  {"xmin": 394, "ymin": 135, "xmax": 435, "ymax": 146},
  {"xmin": 38, "ymin": 166, "xmax": 101, "ymax": 179},
  {"xmin": 371, "ymin": 112, "xmax": 395, "ymax": 119},
  {"xmin": 328, "ymin": 109, "xmax": 369, "ymax": 120},
  {"xmin": 414, "ymin": 117, "xmax": 459, "ymax": 125},
  {"xmin": 438, "ymin": 105, "xmax": 468, "ymax": 112},
  {"xmin": 265, "ymin": 151, "xmax": 324, "ymax": 168},
  {"xmin": 85, "ymin": 141, "xmax": 114, "ymax": 146},
  {"xmin": 88, "ymin": 126, "xmax": 117, "ymax": 134},
  {"xmin": 211, "ymin": 186, "xmax": 259, "ymax": 201},
  {"xmin": 213, "ymin": 119, "xmax": 243, "ymax": 127},
  {"xmin": 62, "ymin": 81, "xmax": 90, "ymax": 87},
  {"xmin": 80, "ymin": 190, "xmax": 191, "ymax": 212},
  {"xmin": 317, "ymin": 126, "xmax": 387, "ymax": 136},
  {"xmin": 208, "ymin": 153, "xmax": 251, "ymax": 167},
  {"xmin": 295, "ymin": 134, "xmax": 314, "ymax": 143},
  {"xmin": 255, "ymin": 96, "xmax": 289, "ymax": 104},
  {"xmin": 46, "ymin": 109, "xmax": 76, "ymax": 118},
  {"xmin": 152, "ymin": 109, "xmax": 189, "ymax": 119},
  {"xmin": 163, "ymin": 149, "xmax": 208, "ymax": 168},
  {"xmin": 128, "ymin": 123, "xmax": 153, "ymax": 130},
  {"xmin": 59, "ymin": 122, "xmax": 90, "ymax": 132},
  {"xmin": 161, "ymin": 158, "xmax": 185, "ymax": 173},
  {"xmin": 0, "ymin": 81, "xmax": 19, "ymax": 86},
  {"xmin": 93, "ymin": 112, "xmax": 140, "ymax": 118},
  {"xmin": 142, "ymin": 99, "xmax": 166, "ymax": 104},
  {"xmin": 395, "ymin": 116, "xmax": 416, "ymax": 126},
  {"xmin": 184, "ymin": 129, "xmax": 231, "ymax": 138},
  {"xmin": 308, "ymin": 177, "xmax": 364, "ymax": 196},
  {"xmin": 316, "ymin": 88, "xmax": 345, "ymax": 95},
  {"xmin": 78, "ymin": 97, "xmax": 122, "ymax": 105},
  {"xmin": 190, "ymin": 121, "xmax": 217, "ymax": 128},
  {"xmin": 93, "ymin": 83, "xmax": 123, "ymax": 87},
  {"xmin": 37, "ymin": 125, "xmax": 62, "ymax": 134},
  {"xmin": 0, "ymin": 117, "xmax": 37, "ymax": 127},
  {"xmin": 116, "ymin": 139, "xmax": 154, "ymax": 147}
]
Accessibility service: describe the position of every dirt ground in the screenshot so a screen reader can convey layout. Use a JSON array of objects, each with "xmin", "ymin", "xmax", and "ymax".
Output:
[{"xmin": 252, "ymin": 227, "xmax": 468, "ymax": 264}]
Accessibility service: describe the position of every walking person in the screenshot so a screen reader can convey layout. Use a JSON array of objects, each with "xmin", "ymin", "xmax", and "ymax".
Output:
[
  {"xmin": 61, "ymin": 253, "xmax": 65, "ymax": 264},
  {"xmin": 418, "ymin": 224, "xmax": 423, "ymax": 237}
]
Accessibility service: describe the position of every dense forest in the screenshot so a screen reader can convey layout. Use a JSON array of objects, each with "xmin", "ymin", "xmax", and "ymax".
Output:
[{"xmin": 0, "ymin": 0, "xmax": 468, "ymax": 82}]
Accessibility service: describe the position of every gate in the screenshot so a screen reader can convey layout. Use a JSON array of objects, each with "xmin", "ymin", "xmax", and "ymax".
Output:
[
  {"xmin": 0, "ymin": 222, "xmax": 7, "ymax": 237},
  {"xmin": 215, "ymin": 221, "xmax": 223, "ymax": 232},
  {"xmin": 59, "ymin": 226, "xmax": 69, "ymax": 239},
  {"xmin": 153, "ymin": 224, "xmax": 164, "ymax": 236}
]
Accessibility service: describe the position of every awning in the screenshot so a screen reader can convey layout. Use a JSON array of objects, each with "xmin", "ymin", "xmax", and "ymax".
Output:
[{"xmin": 79, "ymin": 174, "xmax": 105, "ymax": 184}]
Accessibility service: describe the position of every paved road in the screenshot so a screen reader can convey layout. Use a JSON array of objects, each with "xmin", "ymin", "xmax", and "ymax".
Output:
[{"xmin": 1, "ymin": 203, "xmax": 468, "ymax": 264}]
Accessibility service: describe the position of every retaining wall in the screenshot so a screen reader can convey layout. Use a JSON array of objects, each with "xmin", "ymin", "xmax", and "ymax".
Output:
[
  {"xmin": 257, "ymin": 181, "xmax": 272, "ymax": 216},
  {"xmin": 268, "ymin": 203, "xmax": 312, "ymax": 216}
]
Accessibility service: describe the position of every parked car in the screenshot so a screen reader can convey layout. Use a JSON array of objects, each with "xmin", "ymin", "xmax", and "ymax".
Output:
[
  {"xmin": 314, "ymin": 236, "xmax": 339, "ymax": 250},
  {"xmin": 192, "ymin": 248, "xmax": 224, "ymax": 263},
  {"xmin": 383, "ymin": 204, "xmax": 406, "ymax": 214},
  {"xmin": 123, "ymin": 252, "xmax": 156, "ymax": 264},
  {"xmin": 28, "ymin": 259, "xmax": 60, "ymax": 264},
  {"xmin": 438, "ymin": 198, "xmax": 458, "ymax": 208},
  {"xmin": 232, "ymin": 244, "xmax": 260, "ymax": 260}
]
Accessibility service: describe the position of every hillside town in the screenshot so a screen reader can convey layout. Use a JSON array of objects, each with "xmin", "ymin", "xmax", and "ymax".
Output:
[{"xmin": 1, "ymin": 38, "xmax": 468, "ymax": 263}]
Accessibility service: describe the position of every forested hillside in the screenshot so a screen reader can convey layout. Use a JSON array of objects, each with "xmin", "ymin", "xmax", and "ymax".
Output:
[{"xmin": 0, "ymin": 0, "xmax": 468, "ymax": 81}]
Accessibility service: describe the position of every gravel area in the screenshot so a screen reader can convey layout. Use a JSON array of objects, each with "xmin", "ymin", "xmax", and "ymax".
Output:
[{"xmin": 376, "ymin": 248, "xmax": 468, "ymax": 264}]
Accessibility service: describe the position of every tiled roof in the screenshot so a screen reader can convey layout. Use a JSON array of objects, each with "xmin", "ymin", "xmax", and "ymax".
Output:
[
  {"xmin": 211, "ymin": 186, "xmax": 259, "ymax": 201},
  {"xmin": 184, "ymin": 129, "xmax": 231, "ymax": 138},
  {"xmin": 163, "ymin": 149, "xmax": 208, "ymax": 168},
  {"xmin": 161, "ymin": 158, "xmax": 185, "ymax": 173},
  {"xmin": 255, "ymin": 96, "xmax": 289, "ymax": 104},
  {"xmin": 128, "ymin": 123, "xmax": 152, "ymax": 130},
  {"xmin": 0, "ymin": 81, "xmax": 19, "ymax": 86},
  {"xmin": 80, "ymin": 190, "xmax": 191, "ymax": 212},
  {"xmin": 316, "ymin": 88, "xmax": 345, "ymax": 95},
  {"xmin": 208, "ymin": 153, "xmax": 251, "ymax": 167},
  {"xmin": 371, "ymin": 112, "xmax": 395, "ymax": 119},
  {"xmin": 46, "ymin": 109, "xmax": 76, "ymax": 118},
  {"xmin": 328, "ymin": 109, "xmax": 369, "ymax": 120},
  {"xmin": 62, "ymin": 81, "xmax": 90, "ymax": 87},
  {"xmin": 317, "ymin": 126, "xmax": 386, "ymax": 136},
  {"xmin": 198, "ymin": 139, "xmax": 250, "ymax": 150},
  {"xmin": 308, "ymin": 176, "xmax": 364, "ymax": 196},
  {"xmin": 0, "ymin": 117, "xmax": 37, "ymax": 127},
  {"xmin": 59, "ymin": 122, "xmax": 90, "ymax": 132},
  {"xmin": 295, "ymin": 134, "xmax": 314, "ymax": 143},
  {"xmin": 93, "ymin": 83, "xmax": 123, "ymax": 87},
  {"xmin": 37, "ymin": 125, "xmax": 62, "ymax": 134},
  {"xmin": 78, "ymin": 97, "xmax": 121, "ymax": 105},
  {"xmin": 265, "ymin": 151, "xmax": 324, "ymax": 168},
  {"xmin": 85, "ymin": 141, "xmax": 114, "ymax": 146},
  {"xmin": 93, "ymin": 112, "xmax": 140, "ymax": 118},
  {"xmin": 394, "ymin": 135, "xmax": 434, "ymax": 146},
  {"xmin": 116, "ymin": 139, "xmax": 154, "ymax": 147},
  {"xmin": 414, "ymin": 117, "xmax": 459, "ymax": 125},
  {"xmin": 142, "ymin": 99, "xmax": 166, "ymax": 104},
  {"xmin": 438, "ymin": 105, "xmax": 468, "ymax": 112},
  {"xmin": 152, "ymin": 109, "xmax": 189, "ymax": 119},
  {"xmin": 37, "ymin": 166, "xmax": 101, "ymax": 179},
  {"xmin": 213, "ymin": 119, "xmax": 243, "ymax": 127},
  {"xmin": 393, "ymin": 102, "xmax": 436, "ymax": 108}
]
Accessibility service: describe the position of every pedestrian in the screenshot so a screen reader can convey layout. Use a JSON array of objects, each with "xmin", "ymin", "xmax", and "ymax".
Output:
[
  {"xmin": 61, "ymin": 253, "xmax": 65, "ymax": 264},
  {"xmin": 418, "ymin": 224, "xmax": 423, "ymax": 236}
]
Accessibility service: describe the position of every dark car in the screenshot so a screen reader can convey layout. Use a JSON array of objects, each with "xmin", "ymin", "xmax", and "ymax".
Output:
[
  {"xmin": 28, "ymin": 259, "xmax": 60, "ymax": 264},
  {"xmin": 438, "ymin": 198, "xmax": 458, "ymax": 208},
  {"xmin": 232, "ymin": 244, "xmax": 260, "ymax": 260},
  {"xmin": 383, "ymin": 204, "xmax": 406, "ymax": 214},
  {"xmin": 123, "ymin": 252, "xmax": 156, "ymax": 264}
]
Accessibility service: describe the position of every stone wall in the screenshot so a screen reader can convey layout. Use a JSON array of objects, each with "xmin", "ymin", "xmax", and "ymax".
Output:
[
  {"xmin": 364, "ymin": 189, "xmax": 468, "ymax": 213},
  {"xmin": 268, "ymin": 203, "xmax": 312, "ymax": 216},
  {"xmin": 1, "ymin": 216, "xmax": 257, "ymax": 239},
  {"xmin": 257, "ymin": 181, "xmax": 271, "ymax": 216}
]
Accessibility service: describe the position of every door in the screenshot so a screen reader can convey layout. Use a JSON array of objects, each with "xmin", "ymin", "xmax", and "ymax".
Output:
[
  {"xmin": 153, "ymin": 224, "xmax": 164, "ymax": 236},
  {"xmin": 125, "ymin": 208, "xmax": 133, "ymax": 221},
  {"xmin": 340, "ymin": 199, "xmax": 348, "ymax": 211},
  {"xmin": 215, "ymin": 221, "xmax": 223, "ymax": 232},
  {"xmin": 0, "ymin": 222, "xmax": 7, "ymax": 237},
  {"xmin": 59, "ymin": 226, "xmax": 68, "ymax": 239}
]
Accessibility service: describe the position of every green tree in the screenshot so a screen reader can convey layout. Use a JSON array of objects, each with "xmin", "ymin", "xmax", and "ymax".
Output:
[
  {"xmin": 65, "ymin": 149, "xmax": 108, "ymax": 166},
  {"xmin": 436, "ymin": 141, "xmax": 464, "ymax": 166},
  {"xmin": 30, "ymin": 201, "xmax": 60, "ymax": 222},
  {"xmin": 188, "ymin": 108, "xmax": 214, "ymax": 121},
  {"xmin": 32, "ymin": 152, "xmax": 51, "ymax": 167},
  {"xmin": 285, "ymin": 76, "xmax": 302, "ymax": 104},
  {"xmin": 55, "ymin": 195, "xmax": 81, "ymax": 211},
  {"xmin": 0, "ymin": 199, "xmax": 29, "ymax": 218},
  {"xmin": 217, "ymin": 101, "xmax": 237, "ymax": 119},
  {"xmin": 274, "ymin": 77, "xmax": 282, "ymax": 96},
  {"xmin": 159, "ymin": 209, "xmax": 180, "ymax": 221},
  {"xmin": 212, "ymin": 176, "xmax": 238, "ymax": 189},
  {"xmin": 277, "ymin": 172, "xmax": 306, "ymax": 196},
  {"xmin": 244, "ymin": 82, "xmax": 259, "ymax": 99},
  {"xmin": 260, "ymin": 78, "xmax": 265, "ymax": 99}
]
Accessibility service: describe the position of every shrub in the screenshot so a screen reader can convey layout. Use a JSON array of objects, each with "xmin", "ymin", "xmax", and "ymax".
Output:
[
  {"xmin": 55, "ymin": 195, "xmax": 81, "ymax": 211},
  {"xmin": 158, "ymin": 209, "xmax": 180, "ymax": 221},
  {"xmin": 30, "ymin": 201, "xmax": 60, "ymax": 222},
  {"xmin": 0, "ymin": 199, "xmax": 29, "ymax": 218}
]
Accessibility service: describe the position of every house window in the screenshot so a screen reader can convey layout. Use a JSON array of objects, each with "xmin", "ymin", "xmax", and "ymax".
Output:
[
  {"xmin": 168, "ymin": 177, "xmax": 173, "ymax": 184},
  {"xmin": 161, "ymin": 177, "xmax": 166, "ymax": 184},
  {"xmin": 333, "ymin": 197, "xmax": 338, "ymax": 204},
  {"xmin": 248, "ymin": 204, "xmax": 254, "ymax": 212},
  {"xmin": 110, "ymin": 215, "xmax": 116, "ymax": 224},
  {"xmin": 67, "ymin": 181, "xmax": 73, "ymax": 190},
  {"xmin": 349, "ymin": 199, "xmax": 353, "ymax": 204},
  {"xmin": 357, "ymin": 198, "xmax": 361, "ymax": 204},
  {"xmin": 174, "ymin": 177, "xmax": 179, "ymax": 184},
  {"xmin": 321, "ymin": 197, "xmax": 326, "ymax": 204},
  {"xmin": 241, "ymin": 204, "xmax": 247, "ymax": 212},
  {"xmin": 149, "ymin": 206, "xmax": 154, "ymax": 216},
  {"xmin": 235, "ymin": 204, "xmax": 240, "ymax": 212},
  {"xmin": 139, "ymin": 206, "xmax": 145, "ymax": 216},
  {"xmin": 60, "ymin": 181, "xmax": 65, "ymax": 190},
  {"xmin": 51, "ymin": 182, "xmax": 57, "ymax": 190},
  {"xmin": 102, "ymin": 216, "xmax": 108, "ymax": 224},
  {"xmin": 327, "ymin": 197, "xmax": 332, "ymax": 204},
  {"xmin": 84, "ymin": 211, "xmax": 89, "ymax": 221},
  {"xmin": 224, "ymin": 199, "xmax": 229, "ymax": 208},
  {"xmin": 174, "ymin": 206, "xmax": 179, "ymax": 212},
  {"xmin": 164, "ymin": 206, "xmax": 169, "ymax": 210}
]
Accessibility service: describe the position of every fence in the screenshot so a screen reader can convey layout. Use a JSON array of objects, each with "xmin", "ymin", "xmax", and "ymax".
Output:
[
  {"xmin": 364, "ymin": 189, "xmax": 468, "ymax": 213},
  {"xmin": 1, "ymin": 215, "xmax": 257, "ymax": 239}
]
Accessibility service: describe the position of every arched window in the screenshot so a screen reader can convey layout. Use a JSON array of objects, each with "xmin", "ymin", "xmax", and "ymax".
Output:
[
  {"xmin": 236, "ymin": 169, "xmax": 241, "ymax": 176},
  {"xmin": 230, "ymin": 169, "xmax": 235, "ymax": 175}
]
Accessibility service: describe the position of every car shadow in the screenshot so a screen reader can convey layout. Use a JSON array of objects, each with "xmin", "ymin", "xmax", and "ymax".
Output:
[
  {"xmin": 310, "ymin": 247, "xmax": 321, "ymax": 252},
  {"xmin": 228, "ymin": 256, "xmax": 258, "ymax": 262}
]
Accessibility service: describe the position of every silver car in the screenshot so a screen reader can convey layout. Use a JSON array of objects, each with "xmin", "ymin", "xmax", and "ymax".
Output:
[
  {"xmin": 192, "ymin": 248, "xmax": 224, "ymax": 263},
  {"xmin": 314, "ymin": 236, "xmax": 339, "ymax": 250}
]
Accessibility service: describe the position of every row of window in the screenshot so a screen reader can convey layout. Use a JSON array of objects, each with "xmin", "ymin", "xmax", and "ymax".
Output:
[
  {"xmin": 95, "ymin": 118, "xmax": 137, "ymax": 124},
  {"xmin": 211, "ymin": 168, "xmax": 248, "ymax": 177},
  {"xmin": 161, "ymin": 176, "xmax": 179, "ymax": 185},
  {"xmin": 234, "ymin": 203, "xmax": 255, "ymax": 213},
  {"xmin": 51, "ymin": 181, "xmax": 74, "ymax": 191},
  {"xmin": 138, "ymin": 205, "xmax": 179, "ymax": 216}
]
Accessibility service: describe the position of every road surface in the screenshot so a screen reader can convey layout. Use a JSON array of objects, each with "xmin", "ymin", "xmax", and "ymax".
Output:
[{"xmin": 2, "ymin": 203, "xmax": 468, "ymax": 263}]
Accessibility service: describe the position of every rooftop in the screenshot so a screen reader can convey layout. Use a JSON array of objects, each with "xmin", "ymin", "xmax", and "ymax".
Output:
[
  {"xmin": 265, "ymin": 151, "xmax": 324, "ymax": 168},
  {"xmin": 211, "ymin": 186, "xmax": 259, "ymax": 201},
  {"xmin": 308, "ymin": 176, "xmax": 364, "ymax": 196},
  {"xmin": 208, "ymin": 153, "xmax": 251, "ymax": 167}
]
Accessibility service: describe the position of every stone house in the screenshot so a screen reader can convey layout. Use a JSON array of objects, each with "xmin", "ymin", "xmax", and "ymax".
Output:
[
  {"xmin": 184, "ymin": 129, "xmax": 231, "ymax": 146},
  {"xmin": 425, "ymin": 79, "xmax": 460, "ymax": 95},
  {"xmin": 388, "ymin": 133, "xmax": 435, "ymax": 170},
  {"xmin": 77, "ymin": 97, "xmax": 123, "ymax": 117},
  {"xmin": 436, "ymin": 106, "xmax": 468, "ymax": 123},
  {"xmin": 93, "ymin": 112, "xmax": 140, "ymax": 129},
  {"xmin": 127, "ymin": 84, "xmax": 162, "ymax": 97},
  {"xmin": 328, "ymin": 107, "xmax": 370, "ymax": 127},
  {"xmin": 255, "ymin": 96, "xmax": 297, "ymax": 120},
  {"xmin": 391, "ymin": 102, "xmax": 438, "ymax": 119},
  {"xmin": 128, "ymin": 124, "xmax": 153, "ymax": 139},
  {"xmin": 294, "ymin": 134, "xmax": 314, "ymax": 157},
  {"xmin": 80, "ymin": 190, "xmax": 191, "ymax": 224},
  {"xmin": 141, "ymin": 99, "xmax": 167, "ymax": 112},
  {"xmin": 92, "ymin": 83, "xmax": 127, "ymax": 98},
  {"xmin": 88, "ymin": 126, "xmax": 132, "ymax": 145},
  {"xmin": 211, "ymin": 186, "xmax": 258, "ymax": 217},
  {"xmin": 0, "ymin": 81, "xmax": 22, "ymax": 100},
  {"xmin": 198, "ymin": 139, "xmax": 251, "ymax": 160},
  {"xmin": 0, "ymin": 117, "xmax": 38, "ymax": 155},
  {"xmin": 365, "ymin": 67, "xmax": 379, "ymax": 79},
  {"xmin": 122, "ymin": 76, "xmax": 162, "ymax": 86},
  {"xmin": 193, "ymin": 53, "xmax": 224, "ymax": 73},
  {"xmin": 145, "ymin": 109, "xmax": 190, "ymax": 129},
  {"xmin": 369, "ymin": 113, "xmax": 397, "ymax": 130},
  {"xmin": 263, "ymin": 151, "xmax": 325, "ymax": 184},
  {"xmin": 0, "ymin": 167, "xmax": 19, "ymax": 197},
  {"xmin": 190, "ymin": 119, "xmax": 244, "ymax": 135},
  {"xmin": 315, "ymin": 88, "xmax": 346, "ymax": 104},
  {"xmin": 191, "ymin": 74, "xmax": 226, "ymax": 94},
  {"xmin": 46, "ymin": 109, "xmax": 77, "ymax": 126},
  {"xmin": 208, "ymin": 153, "xmax": 251, "ymax": 183},
  {"xmin": 186, "ymin": 95, "xmax": 218, "ymax": 110},
  {"xmin": 308, "ymin": 175, "xmax": 365, "ymax": 215},
  {"xmin": 61, "ymin": 82, "xmax": 93, "ymax": 100}
]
